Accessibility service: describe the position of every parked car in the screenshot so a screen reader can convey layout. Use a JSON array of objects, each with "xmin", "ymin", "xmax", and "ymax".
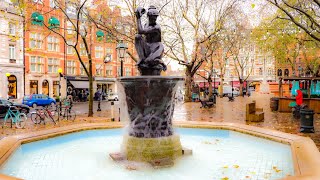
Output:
[
  {"xmin": 22, "ymin": 94, "xmax": 56, "ymax": 108},
  {"xmin": 0, "ymin": 98, "xmax": 30, "ymax": 113},
  {"xmin": 0, "ymin": 98, "xmax": 30, "ymax": 118},
  {"xmin": 108, "ymin": 93, "xmax": 119, "ymax": 101}
]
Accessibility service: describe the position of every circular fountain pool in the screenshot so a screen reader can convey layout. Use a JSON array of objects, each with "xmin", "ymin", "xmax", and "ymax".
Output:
[{"xmin": 0, "ymin": 128, "xmax": 294, "ymax": 180}]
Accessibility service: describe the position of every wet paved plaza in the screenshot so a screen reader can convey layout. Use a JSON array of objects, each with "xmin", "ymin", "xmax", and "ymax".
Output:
[{"xmin": 1, "ymin": 93, "xmax": 319, "ymax": 150}]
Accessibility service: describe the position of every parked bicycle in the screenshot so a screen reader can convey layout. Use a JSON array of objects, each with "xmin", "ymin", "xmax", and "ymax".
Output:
[
  {"xmin": 2, "ymin": 106, "xmax": 27, "ymax": 129},
  {"xmin": 56, "ymin": 100, "xmax": 76, "ymax": 121},
  {"xmin": 30, "ymin": 106, "xmax": 58, "ymax": 125}
]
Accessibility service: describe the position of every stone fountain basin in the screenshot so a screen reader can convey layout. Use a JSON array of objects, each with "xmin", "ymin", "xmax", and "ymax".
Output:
[{"xmin": 0, "ymin": 122, "xmax": 319, "ymax": 180}]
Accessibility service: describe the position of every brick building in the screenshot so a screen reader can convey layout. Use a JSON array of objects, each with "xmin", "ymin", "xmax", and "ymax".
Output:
[{"xmin": 24, "ymin": 0, "xmax": 137, "ymax": 99}]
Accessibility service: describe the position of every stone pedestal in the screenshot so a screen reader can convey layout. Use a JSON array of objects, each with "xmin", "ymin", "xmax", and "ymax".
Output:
[
  {"xmin": 123, "ymin": 134, "xmax": 182, "ymax": 162},
  {"xmin": 118, "ymin": 76, "xmax": 184, "ymax": 162}
]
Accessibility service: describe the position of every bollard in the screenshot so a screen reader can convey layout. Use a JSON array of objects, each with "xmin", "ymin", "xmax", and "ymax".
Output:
[
  {"xmin": 97, "ymin": 100, "xmax": 101, "ymax": 111},
  {"xmin": 111, "ymin": 101, "xmax": 115, "ymax": 121},
  {"xmin": 118, "ymin": 108, "xmax": 120, "ymax": 121}
]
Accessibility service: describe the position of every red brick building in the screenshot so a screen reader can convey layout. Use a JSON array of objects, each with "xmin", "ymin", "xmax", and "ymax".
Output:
[{"xmin": 24, "ymin": 0, "xmax": 137, "ymax": 99}]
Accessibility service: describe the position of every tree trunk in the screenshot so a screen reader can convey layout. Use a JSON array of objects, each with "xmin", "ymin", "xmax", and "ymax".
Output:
[
  {"xmin": 88, "ymin": 59, "xmax": 94, "ymax": 117},
  {"xmin": 239, "ymin": 78, "xmax": 243, "ymax": 96},
  {"xmin": 208, "ymin": 78, "xmax": 212, "ymax": 97},
  {"xmin": 184, "ymin": 69, "xmax": 193, "ymax": 102},
  {"xmin": 219, "ymin": 75, "xmax": 224, "ymax": 98}
]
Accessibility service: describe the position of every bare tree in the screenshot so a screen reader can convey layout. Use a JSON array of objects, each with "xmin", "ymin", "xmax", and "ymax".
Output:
[
  {"xmin": 162, "ymin": 0, "xmax": 238, "ymax": 101},
  {"xmin": 229, "ymin": 29, "xmax": 254, "ymax": 95},
  {"xmin": 18, "ymin": 0, "xmax": 100, "ymax": 116}
]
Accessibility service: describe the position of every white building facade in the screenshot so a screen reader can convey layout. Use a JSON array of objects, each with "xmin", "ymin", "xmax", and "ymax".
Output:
[{"xmin": 0, "ymin": 1, "xmax": 25, "ymax": 100}]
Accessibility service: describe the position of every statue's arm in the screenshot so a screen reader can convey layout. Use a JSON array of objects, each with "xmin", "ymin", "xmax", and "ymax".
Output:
[{"xmin": 137, "ymin": 24, "xmax": 160, "ymax": 34}]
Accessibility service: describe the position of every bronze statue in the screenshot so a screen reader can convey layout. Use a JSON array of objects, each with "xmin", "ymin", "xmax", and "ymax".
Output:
[{"xmin": 135, "ymin": 6, "xmax": 167, "ymax": 75}]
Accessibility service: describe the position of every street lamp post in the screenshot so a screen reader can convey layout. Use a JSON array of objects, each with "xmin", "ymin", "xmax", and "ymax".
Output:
[
  {"xmin": 298, "ymin": 65, "xmax": 303, "ymax": 77},
  {"xmin": 97, "ymin": 54, "xmax": 112, "ymax": 112},
  {"xmin": 213, "ymin": 69, "xmax": 217, "ymax": 95},
  {"xmin": 116, "ymin": 40, "xmax": 128, "ymax": 77},
  {"xmin": 58, "ymin": 68, "xmax": 63, "ymax": 117},
  {"xmin": 231, "ymin": 76, "xmax": 234, "ymax": 98},
  {"xmin": 6, "ymin": 73, "xmax": 11, "ymax": 99}
]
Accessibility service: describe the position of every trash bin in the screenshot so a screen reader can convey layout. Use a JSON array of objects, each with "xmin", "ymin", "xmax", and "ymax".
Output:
[
  {"xmin": 270, "ymin": 97, "xmax": 279, "ymax": 111},
  {"xmin": 300, "ymin": 109, "xmax": 315, "ymax": 133}
]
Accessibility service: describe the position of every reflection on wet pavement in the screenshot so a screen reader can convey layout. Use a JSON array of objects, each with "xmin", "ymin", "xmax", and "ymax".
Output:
[{"xmin": 173, "ymin": 93, "xmax": 320, "ymax": 150}]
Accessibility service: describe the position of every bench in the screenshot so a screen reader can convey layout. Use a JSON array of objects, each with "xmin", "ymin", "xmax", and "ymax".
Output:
[
  {"xmin": 200, "ymin": 96, "xmax": 216, "ymax": 108},
  {"xmin": 246, "ymin": 101, "xmax": 264, "ymax": 122}
]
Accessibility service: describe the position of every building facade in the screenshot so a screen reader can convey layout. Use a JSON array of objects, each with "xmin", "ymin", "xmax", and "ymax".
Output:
[
  {"xmin": 24, "ymin": 0, "xmax": 137, "ymax": 100},
  {"xmin": 0, "ymin": 1, "xmax": 25, "ymax": 100},
  {"xmin": 194, "ymin": 43, "xmax": 276, "ymax": 91}
]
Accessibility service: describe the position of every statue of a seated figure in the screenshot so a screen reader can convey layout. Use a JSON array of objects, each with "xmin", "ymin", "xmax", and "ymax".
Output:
[{"xmin": 135, "ymin": 6, "xmax": 167, "ymax": 75}]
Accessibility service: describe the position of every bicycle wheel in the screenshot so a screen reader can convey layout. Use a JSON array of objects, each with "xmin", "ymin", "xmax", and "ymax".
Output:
[
  {"xmin": 47, "ymin": 110, "xmax": 58, "ymax": 124},
  {"xmin": 30, "ymin": 113, "xmax": 41, "ymax": 124},
  {"xmin": 16, "ymin": 113, "xmax": 27, "ymax": 129},
  {"xmin": 67, "ymin": 109, "xmax": 76, "ymax": 121},
  {"xmin": 3, "ymin": 116, "xmax": 14, "ymax": 128}
]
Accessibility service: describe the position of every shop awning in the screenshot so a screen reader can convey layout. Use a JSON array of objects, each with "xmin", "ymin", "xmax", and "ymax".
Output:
[
  {"xmin": 49, "ymin": 16, "xmax": 60, "ymax": 28},
  {"xmin": 199, "ymin": 82, "xmax": 220, "ymax": 88},
  {"xmin": 31, "ymin": 12, "xmax": 44, "ymax": 26},
  {"xmin": 96, "ymin": 30, "xmax": 104, "ymax": 37},
  {"xmin": 69, "ymin": 81, "xmax": 89, "ymax": 89}
]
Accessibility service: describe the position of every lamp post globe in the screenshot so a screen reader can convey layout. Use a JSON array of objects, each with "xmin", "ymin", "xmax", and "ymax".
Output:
[{"xmin": 116, "ymin": 40, "xmax": 128, "ymax": 77}]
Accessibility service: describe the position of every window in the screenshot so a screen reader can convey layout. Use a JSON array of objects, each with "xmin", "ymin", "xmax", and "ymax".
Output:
[
  {"xmin": 47, "ymin": 36, "xmax": 59, "ymax": 51},
  {"xmin": 66, "ymin": 6, "xmax": 76, "ymax": 15},
  {"xmin": 32, "ymin": 0, "xmax": 42, "ymax": 3},
  {"xmin": 48, "ymin": 58, "xmax": 59, "ymax": 73},
  {"xmin": 66, "ymin": 21, "xmax": 73, "ymax": 34},
  {"xmin": 80, "ymin": 62, "xmax": 89, "ymax": 75},
  {"xmin": 96, "ymin": 64, "xmax": 103, "ymax": 76},
  {"xmin": 259, "ymin": 68, "xmax": 263, "ymax": 75},
  {"xmin": 106, "ymin": 48, "xmax": 112, "ymax": 54},
  {"xmin": 117, "ymin": 66, "xmax": 121, "ymax": 76},
  {"xmin": 106, "ymin": 66, "xmax": 113, "ymax": 76},
  {"xmin": 30, "ymin": 80, "xmax": 38, "ymax": 94},
  {"xmin": 30, "ymin": 33, "xmax": 42, "ymax": 49},
  {"xmin": 125, "ymin": 67, "xmax": 131, "ymax": 76},
  {"xmin": 267, "ymin": 68, "xmax": 273, "ymax": 76},
  {"xmin": 95, "ymin": 46, "xmax": 103, "ymax": 58},
  {"xmin": 258, "ymin": 56, "xmax": 263, "ymax": 64},
  {"xmin": 67, "ymin": 40, "xmax": 74, "ymax": 54},
  {"xmin": 125, "ymin": 53, "xmax": 131, "ymax": 63},
  {"xmin": 49, "ymin": 0, "xmax": 56, "ymax": 8},
  {"xmin": 67, "ymin": 61, "xmax": 76, "ymax": 75},
  {"xmin": 8, "ymin": 23, "xmax": 15, "ymax": 35},
  {"xmin": 30, "ymin": 56, "xmax": 43, "ymax": 73},
  {"xmin": 9, "ymin": 45, "xmax": 15, "ymax": 59},
  {"xmin": 80, "ymin": 43, "xmax": 87, "ymax": 56}
]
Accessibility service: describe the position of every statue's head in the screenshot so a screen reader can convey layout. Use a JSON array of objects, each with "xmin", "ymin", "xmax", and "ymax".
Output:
[
  {"xmin": 147, "ymin": 6, "xmax": 159, "ymax": 16},
  {"xmin": 147, "ymin": 6, "xmax": 159, "ymax": 24}
]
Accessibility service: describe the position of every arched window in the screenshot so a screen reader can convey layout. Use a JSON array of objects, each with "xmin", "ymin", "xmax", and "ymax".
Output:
[
  {"xmin": 277, "ymin": 69, "xmax": 282, "ymax": 76},
  {"xmin": 42, "ymin": 80, "xmax": 49, "ymax": 96},
  {"xmin": 259, "ymin": 68, "xmax": 263, "ymax": 75},
  {"xmin": 7, "ymin": 75, "xmax": 17, "ymax": 99},
  {"xmin": 284, "ymin": 69, "xmax": 289, "ymax": 76},
  {"xmin": 30, "ymin": 80, "xmax": 38, "ymax": 94}
]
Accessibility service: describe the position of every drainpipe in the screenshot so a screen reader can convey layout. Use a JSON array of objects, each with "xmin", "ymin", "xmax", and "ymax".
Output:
[{"xmin": 22, "ymin": 13, "xmax": 26, "ymax": 97}]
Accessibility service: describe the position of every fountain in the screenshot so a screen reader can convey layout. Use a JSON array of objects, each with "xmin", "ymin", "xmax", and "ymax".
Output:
[
  {"xmin": 110, "ymin": 5, "xmax": 188, "ymax": 165},
  {"xmin": 0, "ymin": 5, "xmax": 313, "ymax": 180}
]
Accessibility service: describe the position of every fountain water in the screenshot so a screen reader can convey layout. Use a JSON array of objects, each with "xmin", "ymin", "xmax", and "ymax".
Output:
[{"xmin": 110, "ymin": 6, "xmax": 189, "ymax": 166}]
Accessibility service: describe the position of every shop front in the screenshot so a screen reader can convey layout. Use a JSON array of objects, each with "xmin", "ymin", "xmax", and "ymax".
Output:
[{"xmin": 0, "ymin": 70, "xmax": 24, "ymax": 100}]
